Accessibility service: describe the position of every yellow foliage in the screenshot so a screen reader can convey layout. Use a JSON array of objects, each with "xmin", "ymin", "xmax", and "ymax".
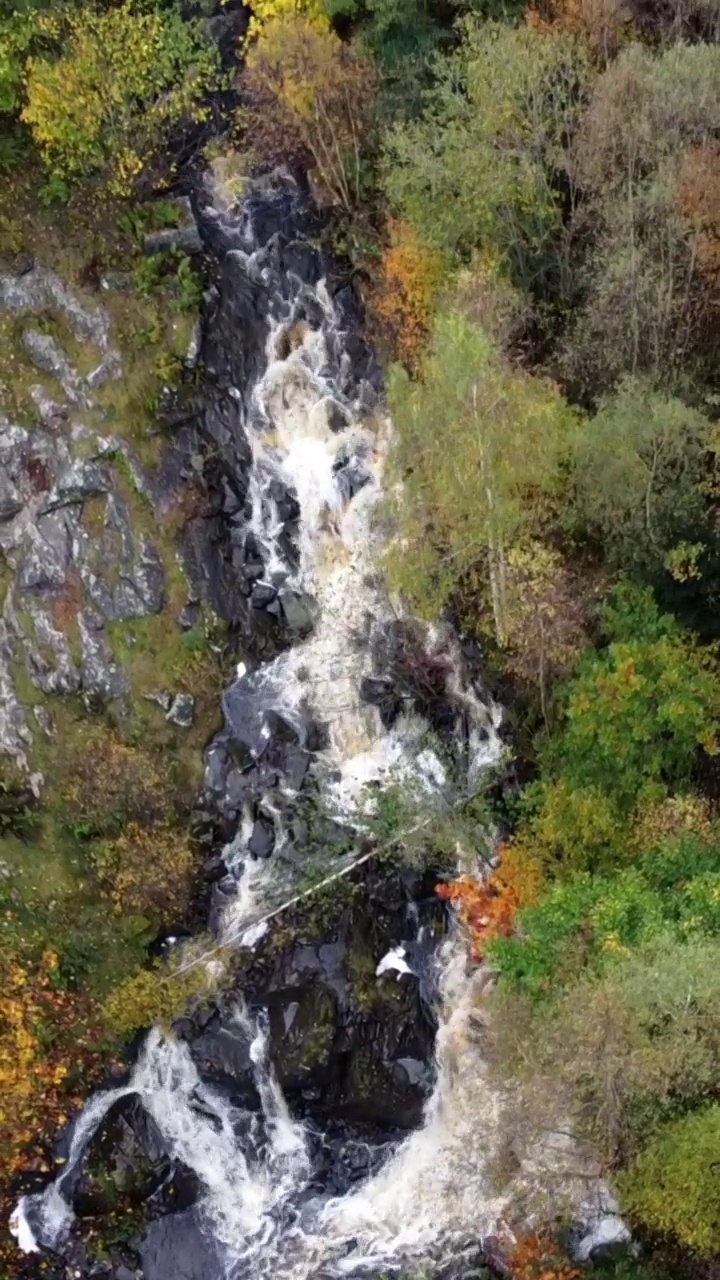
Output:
[
  {"xmin": 0, "ymin": 951, "xmax": 101, "ymax": 1180},
  {"xmin": 93, "ymin": 822, "xmax": 195, "ymax": 924},
  {"xmin": 513, "ymin": 779, "xmax": 624, "ymax": 876},
  {"xmin": 103, "ymin": 956, "xmax": 215, "ymax": 1037},
  {"xmin": 630, "ymin": 793, "xmax": 714, "ymax": 853},
  {"xmin": 21, "ymin": 2, "xmax": 219, "ymax": 196},
  {"xmin": 243, "ymin": 14, "xmax": 375, "ymax": 210},
  {"xmin": 244, "ymin": 0, "xmax": 328, "ymax": 45},
  {"xmin": 56, "ymin": 724, "xmax": 183, "ymax": 838}
]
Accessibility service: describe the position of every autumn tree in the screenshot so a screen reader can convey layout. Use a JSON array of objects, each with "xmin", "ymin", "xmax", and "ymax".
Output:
[
  {"xmin": 500, "ymin": 541, "xmax": 593, "ymax": 725},
  {"xmin": 369, "ymin": 218, "xmax": 444, "ymax": 371},
  {"xmin": 562, "ymin": 40, "xmax": 720, "ymax": 395},
  {"xmin": 526, "ymin": 0, "xmax": 632, "ymax": 63},
  {"xmin": 21, "ymin": 2, "xmax": 220, "ymax": 196},
  {"xmin": 385, "ymin": 309, "xmax": 578, "ymax": 644},
  {"xmin": 242, "ymin": 15, "xmax": 376, "ymax": 211},
  {"xmin": 382, "ymin": 21, "xmax": 593, "ymax": 297},
  {"xmin": 437, "ymin": 842, "xmax": 544, "ymax": 962}
]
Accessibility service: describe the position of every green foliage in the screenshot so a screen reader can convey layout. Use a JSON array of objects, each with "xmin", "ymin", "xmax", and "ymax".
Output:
[
  {"xmin": 495, "ymin": 938, "xmax": 720, "ymax": 1169},
  {"xmin": 21, "ymin": 2, "xmax": 221, "ymax": 196},
  {"xmin": 549, "ymin": 585, "xmax": 720, "ymax": 809},
  {"xmin": 383, "ymin": 20, "xmax": 592, "ymax": 288},
  {"xmin": 618, "ymin": 1106, "xmax": 720, "ymax": 1254},
  {"xmin": 568, "ymin": 379, "xmax": 713, "ymax": 576},
  {"xmin": 491, "ymin": 833, "xmax": 720, "ymax": 995},
  {"xmin": 385, "ymin": 308, "xmax": 577, "ymax": 639}
]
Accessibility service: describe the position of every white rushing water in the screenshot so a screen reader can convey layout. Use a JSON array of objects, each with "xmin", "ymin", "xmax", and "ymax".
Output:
[{"xmin": 12, "ymin": 179, "xmax": 620, "ymax": 1276}]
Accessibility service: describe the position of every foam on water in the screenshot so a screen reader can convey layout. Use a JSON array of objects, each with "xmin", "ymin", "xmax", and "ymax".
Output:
[{"xmin": 11, "ymin": 178, "xmax": 559, "ymax": 1275}]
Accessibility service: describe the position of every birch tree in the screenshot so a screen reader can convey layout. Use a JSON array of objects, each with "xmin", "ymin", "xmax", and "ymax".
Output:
[{"xmin": 384, "ymin": 310, "xmax": 577, "ymax": 644}]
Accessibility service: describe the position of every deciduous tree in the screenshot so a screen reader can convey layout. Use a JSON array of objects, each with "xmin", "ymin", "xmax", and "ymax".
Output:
[
  {"xmin": 243, "ymin": 15, "xmax": 376, "ymax": 211},
  {"xmin": 385, "ymin": 310, "xmax": 578, "ymax": 643},
  {"xmin": 21, "ymin": 2, "xmax": 220, "ymax": 196}
]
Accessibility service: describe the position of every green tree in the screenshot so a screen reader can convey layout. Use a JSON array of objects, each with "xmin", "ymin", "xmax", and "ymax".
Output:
[
  {"xmin": 552, "ymin": 586, "xmax": 719, "ymax": 808},
  {"xmin": 385, "ymin": 309, "xmax": 578, "ymax": 643},
  {"xmin": 618, "ymin": 1105, "xmax": 720, "ymax": 1254},
  {"xmin": 568, "ymin": 378, "xmax": 713, "ymax": 576},
  {"xmin": 21, "ymin": 2, "xmax": 220, "ymax": 196},
  {"xmin": 382, "ymin": 19, "xmax": 592, "ymax": 294}
]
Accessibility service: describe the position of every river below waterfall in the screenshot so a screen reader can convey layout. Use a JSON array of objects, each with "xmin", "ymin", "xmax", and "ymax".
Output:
[{"xmin": 10, "ymin": 170, "xmax": 626, "ymax": 1280}]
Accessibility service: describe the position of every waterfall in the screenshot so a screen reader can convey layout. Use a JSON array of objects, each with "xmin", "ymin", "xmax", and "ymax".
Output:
[{"xmin": 11, "ymin": 173, "xmax": 620, "ymax": 1277}]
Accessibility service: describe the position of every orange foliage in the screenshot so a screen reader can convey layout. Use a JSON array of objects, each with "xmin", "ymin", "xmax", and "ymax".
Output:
[
  {"xmin": 510, "ymin": 1232, "xmax": 582, "ymax": 1280},
  {"xmin": 525, "ymin": 0, "xmax": 631, "ymax": 56},
  {"xmin": 370, "ymin": 219, "xmax": 443, "ymax": 372},
  {"xmin": 436, "ymin": 843, "xmax": 543, "ymax": 962}
]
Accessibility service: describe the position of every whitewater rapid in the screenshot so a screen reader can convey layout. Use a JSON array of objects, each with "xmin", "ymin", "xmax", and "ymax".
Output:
[{"xmin": 11, "ymin": 174, "xmax": 622, "ymax": 1276}]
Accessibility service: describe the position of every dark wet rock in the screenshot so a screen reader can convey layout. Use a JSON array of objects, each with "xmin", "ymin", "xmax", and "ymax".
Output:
[
  {"xmin": 166, "ymin": 693, "xmax": 195, "ymax": 728},
  {"xmin": 248, "ymin": 816, "xmax": 275, "ymax": 858},
  {"xmin": 178, "ymin": 600, "xmax": 203, "ymax": 631},
  {"xmin": 251, "ymin": 581, "xmax": 277, "ymax": 609},
  {"xmin": 143, "ymin": 225, "xmax": 203, "ymax": 257},
  {"xmin": 140, "ymin": 1207, "xmax": 227, "ymax": 1280},
  {"xmin": 278, "ymin": 588, "xmax": 315, "ymax": 635}
]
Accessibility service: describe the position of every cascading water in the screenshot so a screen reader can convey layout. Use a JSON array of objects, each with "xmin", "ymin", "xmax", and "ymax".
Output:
[{"xmin": 11, "ymin": 172, "xmax": 623, "ymax": 1278}]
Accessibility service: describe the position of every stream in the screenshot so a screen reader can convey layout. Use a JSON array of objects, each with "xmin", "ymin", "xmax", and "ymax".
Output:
[{"xmin": 10, "ymin": 170, "xmax": 625, "ymax": 1280}]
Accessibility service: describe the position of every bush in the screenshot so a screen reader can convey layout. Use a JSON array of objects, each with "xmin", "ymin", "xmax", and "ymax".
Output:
[
  {"xmin": 92, "ymin": 823, "xmax": 195, "ymax": 927},
  {"xmin": 56, "ymin": 724, "xmax": 184, "ymax": 839},
  {"xmin": 493, "ymin": 939, "xmax": 720, "ymax": 1164},
  {"xmin": 103, "ymin": 957, "xmax": 213, "ymax": 1038},
  {"xmin": 21, "ymin": 2, "xmax": 220, "ymax": 196},
  {"xmin": 618, "ymin": 1106, "xmax": 720, "ymax": 1254},
  {"xmin": 549, "ymin": 585, "xmax": 720, "ymax": 810}
]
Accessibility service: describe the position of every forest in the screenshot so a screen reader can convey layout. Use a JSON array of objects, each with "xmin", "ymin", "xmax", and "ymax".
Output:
[{"xmin": 0, "ymin": 0, "xmax": 719, "ymax": 1277}]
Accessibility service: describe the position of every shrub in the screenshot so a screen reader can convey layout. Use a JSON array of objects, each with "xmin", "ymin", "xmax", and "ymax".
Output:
[
  {"xmin": 92, "ymin": 823, "xmax": 195, "ymax": 927},
  {"xmin": 618, "ymin": 1106, "xmax": 720, "ymax": 1254},
  {"xmin": 550, "ymin": 586, "xmax": 720, "ymax": 810},
  {"xmin": 56, "ymin": 724, "xmax": 184, "ymax": 839},
  {"xmin": 103, "ymin": 957, "xmax": 214, "ymax": 1038}
]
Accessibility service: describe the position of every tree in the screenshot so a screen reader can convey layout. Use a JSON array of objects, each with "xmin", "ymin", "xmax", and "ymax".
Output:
[
  {"xmin": 500, "ymin": 540, "xmax": 593, "ymax": 725},
  {"xmin": 382, "ymin": 19, "xmax": 593, "ymax": 296},
  {"xmin": 384, "ymin": 309, "xmax": 578, "ymax": 643},
  {"xmin": 526, "ymin": 0, "xmax": 633, "ymax": 63},
  {"xmin": 618, "ymin": 1105, "xmax": 720, "ymax": 1254},
  {"xmin": 242, "ymin": 15, "xmax": 376, "ymax": 211},
  {"xmin": 568, "ymin": 379, "xmax": 713, "ymax": 576},
  {"xmin": 549, "ymin": 585, "xmax": 720, "ymax": 809},
  {"xmin": 562, "ymin": 41, "xmax": 720, "ymax": 396},
  {"xmin": 21, "ymin": 2, "xmax": 220, "ymax": 196},
  {"xmin": 493, "ymin": 939, "xmax": 720, "ymax": 1166},
  {"xmin": 369, "ymin": 218, "xmax": 444, "ymax": 371}
]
